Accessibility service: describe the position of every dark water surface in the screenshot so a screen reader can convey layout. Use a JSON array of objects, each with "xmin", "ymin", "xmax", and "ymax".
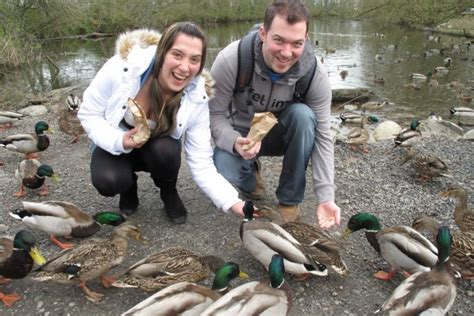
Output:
[{"xmin": 2, "ymin": 19, "xmax": 473, "ymax": 123}]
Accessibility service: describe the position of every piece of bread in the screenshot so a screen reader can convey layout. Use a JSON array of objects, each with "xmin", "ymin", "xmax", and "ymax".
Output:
[{"xmin": 128, "ymin": 98, "xmax": 151, "ymax": 143}]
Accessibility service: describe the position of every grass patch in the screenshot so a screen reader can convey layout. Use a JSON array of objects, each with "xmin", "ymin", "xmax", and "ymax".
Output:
[{"xmin": 436, "ymin": 15, "xmax": 474, "ymax": 37}]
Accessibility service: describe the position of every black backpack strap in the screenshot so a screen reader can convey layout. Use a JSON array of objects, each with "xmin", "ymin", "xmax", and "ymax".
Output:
[
  {"xmin": 294, "ymin": 55, "xmax": 317, "ymax": 102},
  {"xmin": 234, "ymin": 30, "xmax": 258, "ymax": 94}
]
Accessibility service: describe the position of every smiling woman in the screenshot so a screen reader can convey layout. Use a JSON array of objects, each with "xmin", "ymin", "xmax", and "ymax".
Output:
[{"xmin": 77, "ymin": 22, "xmax": 247, "ymax": 226}]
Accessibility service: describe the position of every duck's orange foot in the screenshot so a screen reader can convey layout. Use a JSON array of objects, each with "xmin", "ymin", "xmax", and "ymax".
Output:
[
  {"xmin": 0, "ymin": 277, "xmax": 12, "ymax": 285},
  {"xmin": 38, "ymin": 186, "xmax": 50, "ymax": 196},
  {"xmin": 70, "ymin": 135, "xmax": 80, "ymax": 144},
  {"xmin": 100, "ymin": 274, "xmax": 117, "ymax": 288},
  {"xmin": 50, "ymin": 235, "xmax": 74, "ymax": 249},
  {"xmin": 80, "ymin": 282, "xmax": 104, "ymax": 302},
  {"xmin": 25, "ymin": 153, "xmax": 39, "ymax": 160},
  {"xmin": 0, "ymin": 124, "xmax": 13, "ymax": 132},
  {"xmin": 0, "ymin": 292, "xmax": 21, "ymax": 307},
  {"xmin": 292, "ymin": 273, "xmax": 311, "ymax": 281},
  {"xmin": 348, "ymin": 144, "xmax": 358, "ymax": 152},
  {"xmin": 374, "ymin": 270, "xmax": 396, "ymax": 281},
  {"xmin": 14, "ymin": 190, "xmax": 27, "ymax": 198},
  {"xmin": 417, "ymin": 175, "xmax": 430, "ymax": 183}
]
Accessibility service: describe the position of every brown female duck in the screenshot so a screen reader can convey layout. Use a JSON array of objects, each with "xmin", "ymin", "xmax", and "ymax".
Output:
[
  {"xmin": 32, "ymin": 224, "xmax": 142, "ymax": 302},
  {"xmin": 111, "ymin": 246, "xmax": 226, "ymax": 292},
  {"xmin": 58, "ymin": 94, "xmax": 85, "ymax": 143},
  {"xmin": 412, "ymin": 215, "xmax": 473, "ymax": 279},
  {"xmin": 439, "ymin": 186, "xmax": 474, "ymax": 232}
]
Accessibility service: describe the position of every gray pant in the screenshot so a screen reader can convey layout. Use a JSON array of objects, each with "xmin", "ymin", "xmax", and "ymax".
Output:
[{"xmin": 213, "ymin": 103, "xmax": 316, "ymax": 205}]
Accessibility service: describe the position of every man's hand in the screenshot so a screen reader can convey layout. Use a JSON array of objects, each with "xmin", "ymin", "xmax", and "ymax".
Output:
[
  {"xmin": 234, "ymin": 137, "xmax": 261, "ymax": 160},
  {"xmin": 316, "ymin": 201, "xmax": 341, "ymax": 229},
  {"xmin": 123, "ymin": 127, "xmax": 146, "ymax": 149}
]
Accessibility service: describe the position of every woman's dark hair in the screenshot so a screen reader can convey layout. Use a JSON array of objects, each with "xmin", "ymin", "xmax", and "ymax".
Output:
[
  {"xmin": 263, "ymin": 0, "xmax": 309, "ymax": 33},
  {"xmin": 150, "ymin": 22, "xmax": 207, "ymax": 137}
]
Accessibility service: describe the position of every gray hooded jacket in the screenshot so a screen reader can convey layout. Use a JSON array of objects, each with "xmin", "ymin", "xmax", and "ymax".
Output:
[{"xmin": 209, "ymin": 35, "xmax": 335, "ymax": 203}]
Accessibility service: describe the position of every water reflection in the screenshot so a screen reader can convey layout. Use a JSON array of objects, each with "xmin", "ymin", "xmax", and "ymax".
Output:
[{"xmin": 1, "ymin": 19, "xmax": 473, "ymax": 123}]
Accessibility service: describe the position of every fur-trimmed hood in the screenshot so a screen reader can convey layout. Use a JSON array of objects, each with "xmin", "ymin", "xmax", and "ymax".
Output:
[
  {"xmin": 200, "ymin": 69, "xmax": 214, "ymax": 99},
  {"xmin": 114, "ymin": 28, "xmax": 214, "ymax": 98},
  {"xmin": 115, "ymin": 28, "xmax": 161, "ymax": 60}
]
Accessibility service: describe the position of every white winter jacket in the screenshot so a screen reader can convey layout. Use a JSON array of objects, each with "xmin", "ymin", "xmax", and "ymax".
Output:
[{"xmin": 78, "ymin": 29, "xmax": 240, "ymax": 212}]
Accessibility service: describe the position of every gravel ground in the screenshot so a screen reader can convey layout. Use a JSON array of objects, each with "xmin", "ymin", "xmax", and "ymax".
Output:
[{"xmin": 0, "ymin": 99, "xmax": 473, "ymax": 315}]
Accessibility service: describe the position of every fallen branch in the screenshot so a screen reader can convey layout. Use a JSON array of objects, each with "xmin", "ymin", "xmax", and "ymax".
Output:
[{"xmin": 43, "ymin": 32, "xmax": 114, "ymax": 41}]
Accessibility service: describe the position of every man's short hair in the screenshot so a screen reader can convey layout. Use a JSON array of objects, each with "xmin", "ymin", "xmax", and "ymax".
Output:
[{"xmin": 263, "ymin": 0, "xmax": 310, "ymax": 33}]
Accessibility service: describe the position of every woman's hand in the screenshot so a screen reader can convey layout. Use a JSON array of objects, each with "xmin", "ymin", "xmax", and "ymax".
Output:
[
  {"xmin": 234, "ymin": 137, "xmax": 261, "ymax": 160},
  {"xmin": 123, "ymin": 127, "xmax": 146, "ymax": 149},
  {"xmin": 229, "ymin": 200, "xmax": 262, "ymax": 218},
  {"xmin": 230, "ymin": 201, "xmax": 245, "ymax": 216}
]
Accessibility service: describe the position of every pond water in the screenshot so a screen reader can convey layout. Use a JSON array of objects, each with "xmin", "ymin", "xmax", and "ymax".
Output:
[{"xmin": 2, "ymin": 19, "xmax": 473, "ymax": 124}]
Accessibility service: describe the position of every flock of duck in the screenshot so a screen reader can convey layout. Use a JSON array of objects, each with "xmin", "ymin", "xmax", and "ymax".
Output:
[{"xmin": 0, "ymin": 88, "xmax": 472, "ymax": 315}]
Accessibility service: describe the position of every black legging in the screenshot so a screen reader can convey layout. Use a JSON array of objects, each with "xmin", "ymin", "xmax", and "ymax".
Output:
[{"xmin": 90, "ymin": 136, "xmax": 181, "ymax": 197}]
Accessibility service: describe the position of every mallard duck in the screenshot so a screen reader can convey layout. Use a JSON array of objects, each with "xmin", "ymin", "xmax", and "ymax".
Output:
[
  {"xmin": 401, "ymin": 148, "xmax": 452, "ymax": 182},
  {"xmin": 410, "ymin": 72, "xmax": 432, "ymax": 81},
  {"xmin": 456, "ymin": 93, "xmax": 473, "ymax": 103},
  {"xmin": 9, "ymin": 200, "xmax": 125, "ymax": 249},
  {"xmin": 427, "ymin": 35, "xmax": 441, "ymax": 42},
  {"xmin": 240, "ymin": 201, "xmax": 328, "ymax": 278},
  {"xmin": 428, "ymin": 111, "xmax": 442, "ymax": 121},
  {"xmin": 394, "ymin": 118, "xmax": 422, "ymax": 148},
  {"xmin": 32, "ymin": 224, "xmax": 142, "ymax": 302},
  {"xmin": 428, "ymin": 77, "xmax": 439, "ymax": 87},
  {"xmin": 450, "ymin": 106, "xmax": 474, "ymax": 125},
  {"xmin": 373, "ymin": 75, "xmax": 385, "ymax": 84},
  {"xmin": 281, "ymin": 221, "xmax": 349, "ymax": 276},
  {"xmin": 439, "ymin": 186, "xmax": 474, "ymax": 233},
  {"xmin": 412, "ymin": 215, "xmax": 474, "ymax": 279},
  {"xmin": 434, "ymin": 66, "xmax": 449, "ymax": 75},
  {"xmin": 325, "ymin": 47, "xmax": 336, "ymax": 54},
  {"xmin": 0, "ymin": 111, "xmax": 24, "ymax": 131},
  {"xmin": 122, "ymin": 261, "xmax": 248, "ymax": 315},
  {"xmin": 444, "ymin": 57, "xmax": 452, "ymax": 67},
  {"xmin": 340, "ymin": 112, "xmax": 364, "ymax": 124},
  {"xmin": 343, "ymin": 212, "xmax": 438, "ymax": 281},
  {"xmin": 58, "ymin": 94, "xmax": 85, "ymax": 143},
  {"xmin": 403, "ymin": 82, "xmax": 421, "ymax": 90},
  {"xmin": 111, "ymin": 246, "xmax": 228, "ymax": 292},
  {"xmin": 361, "ymin": 101, "xmax": 388, "ymax": 111},
  {"xmin": 14, "ymin": 159, "xmax": 59, "ymax": 197},
  {"xmin": 346, "ymin": 115, "xmax": 379, "ymax": 153},
  {"xmin": 450, "ymin": 106, "xmax": 474, "ymax": 116},
  {"xmin": 258, "ymin": 206, "xmax": 348, "ymax": 276},
  {"xmin": 339, "ymin": 70, "xmax": 348, "ymax": 80},
  {"xmin": 375, "ymin": 226, "xmax": 456, "ymax": 315},
  {"xmin": 448, "ymin": 80, "xmax": 464, "ymax": 89},
  {"xmin": 202, "ymin": 254, "xmax": 292, "ymax": 316},
  {"xmin": 0, "ymin": 230, "xmax": 46, "ymax": 307},
  {"xmin": 0, "ymin": 121, "xmax": 50, "ymax": 159}
]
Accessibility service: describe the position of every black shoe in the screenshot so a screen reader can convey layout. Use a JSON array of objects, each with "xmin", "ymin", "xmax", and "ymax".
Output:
[
  {"xmin": 119, "ymin": 180, "xmax": 139, "ymax": 215},
  {"xmin": 160, "ymin": 189, "xmax": 187, "ymax": 224}
]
